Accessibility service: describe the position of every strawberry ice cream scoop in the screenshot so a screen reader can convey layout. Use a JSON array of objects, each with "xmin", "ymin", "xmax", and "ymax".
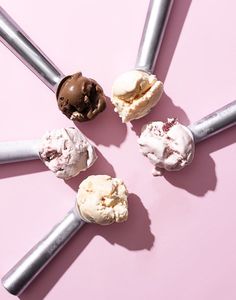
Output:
[
  {"xmin": 138, "ymin": 101, "xmax": 236, "ymax": 176},
  {"xmin": 38, "ymin": 128, "xmax": 97, "ymax": 179},
  {"xmin": 138, "ymin": 119, "xmax": 195, "ymax": 175},
  {"xmin": 0, "ymin": 128, "xmax": 96, "ymax": 180}
]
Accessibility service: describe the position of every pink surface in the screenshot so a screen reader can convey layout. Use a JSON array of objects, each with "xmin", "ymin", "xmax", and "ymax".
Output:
[{"xmin": 1, "ymin": 0, "xmax": 236, "ymax": 299}]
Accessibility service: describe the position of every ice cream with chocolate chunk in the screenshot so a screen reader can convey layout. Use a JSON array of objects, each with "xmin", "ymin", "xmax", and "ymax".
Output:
[
  {"xmin": 138, "ymin": 119, "xmax": 195, "ymax": 175},
  {"xmin": 57, "ymin": 72, "xmax": 106, "ymax": 122},
  {"xmin": 77, "ymin": 175, "xmax": 128, "ymax": 225}
]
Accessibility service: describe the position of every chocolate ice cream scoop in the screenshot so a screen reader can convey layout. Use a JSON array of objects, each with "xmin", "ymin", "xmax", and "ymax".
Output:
[
  {"xmin": 57, "ymin": 72, "xmax": 106, "ymax": 122},
  {"xmin": 0, "ymin": 8, "xmax": 106, "ymax": 122}
]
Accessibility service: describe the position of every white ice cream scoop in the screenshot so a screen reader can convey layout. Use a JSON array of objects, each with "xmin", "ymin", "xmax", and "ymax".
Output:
[
  {"xmin": 1, "ymin": 175, "xmax": 128, "ymax": 296},
  {"xmin": 111, "ymin": 0, "xmax": 174, "ymax": 122},
  {"xmin": 138, "ymin": 100, "xmax": 236, "ymax": 175},
  {"xmin": 0, "ymin": 127, "xmax": 97, "ymax": 180}
]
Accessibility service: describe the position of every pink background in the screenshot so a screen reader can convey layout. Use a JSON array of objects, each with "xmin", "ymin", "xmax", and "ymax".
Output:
[{"xmin": 1, "ymin": 0, "xmax": 236, "ymax": 299}]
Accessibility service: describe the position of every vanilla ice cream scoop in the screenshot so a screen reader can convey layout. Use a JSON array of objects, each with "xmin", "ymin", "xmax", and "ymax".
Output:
[
  {"xmin": 77, "ymin": 175, "xmax": 128, "ymax": 225},
  {"xmin": 38, "ymin": 128, "xmax": 97, "ymax": 179},
  {"xmin": 112, "ymin": 70, "xmax": 163, "ymax": 123},
  {"xmin": 138, "ymin": 100, "xmax": 236, "ymax": 175},
  {"xmin": 111, "ymin": 0, "xmax": 173, "ymax": 122},
  {"xmin": 2, "ymin": 175, "xmax": 129, "ymax": 296},
  {"xmin": 138, "ymin": 119, "xmax": 195, "ymax": 175}
]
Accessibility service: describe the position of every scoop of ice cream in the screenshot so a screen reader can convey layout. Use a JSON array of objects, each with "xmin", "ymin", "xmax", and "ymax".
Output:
[
  {"xmin": 138, "ymin": 119, "xmax": 195, "ymax": 175},
  {"xmin": 56, "ymin": 72, "xmax": 106, "ymax": 122},
  {"xmin": 38, "ymin": 127, "xmax": 97, "ymax": 179},
  {"xmin": 76, "ymin": 175, "xmax": 128, "ymax": 225},
  {"xmin": 111, "ymin": 70, "xmax": 163, "ymax": 122}
]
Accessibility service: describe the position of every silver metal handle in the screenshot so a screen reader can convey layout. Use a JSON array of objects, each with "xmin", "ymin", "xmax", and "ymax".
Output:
[
  {"xmin": 188, "ymin": 100, "xmax": 236, "ymax": 143},
  {"xmin": 0, "ymin": 7, "xmax": 64, "ymax": 92},
  {"xmin": 2, "ymin": 208, "xmax": 85, "ymax": 296},
  {"xmin": 0, "ymin": 140, "xmax": 39, "ymax": 163},
  {"xmin": 135, "ymin": 0, "xmax": 174, "ymax": 73}
]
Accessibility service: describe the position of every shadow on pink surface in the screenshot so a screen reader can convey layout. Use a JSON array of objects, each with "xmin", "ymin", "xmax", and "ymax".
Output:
[
  {"xmin": 65, "ymin": 148, "xmax": 116, "ymax": 191},
  {"xmin": 164, "ymin": 125, "xmax": 236, "ymax": 196},
  {"xmin": 73, "ymin": 98, "xmax": 127, "ymax": 147},
  {"xmin": 18, "ymin": 193, "xmax": 154, "ymax": 300},
  {"xmin": 0, "ymin": 160, "xmax": 47, "ymax": 179},
  {"xmin": 131, "ymin": 91, "xmax": 190, "ymax": 136}
]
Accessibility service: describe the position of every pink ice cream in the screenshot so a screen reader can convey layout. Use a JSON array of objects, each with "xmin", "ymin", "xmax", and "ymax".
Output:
[
  {"xmin": 138, "ymin": 119, "xmax": 195, "ymax": 175},
  {"xmin": 38, "ymin": 127, "xmax": 97, "ymax": 179}
]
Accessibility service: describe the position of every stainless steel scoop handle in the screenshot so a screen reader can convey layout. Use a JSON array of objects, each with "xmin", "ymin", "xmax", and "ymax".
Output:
[
  {"xmin": 2, "ymin": 208, "xmax": 85, "ymax": 296},
  {"xmin": 0, "ymin": 140, "xmax": 39, "ymax": 164},
  {"xmin": 0, "ymin": 7, "xmax": 64, "ymax": 92},
  {"xmin": 188, "ymin": 100, "xmax": 236, "ymax": 143},
  {"xmin": 135, "ymin": 0, "xmax": 174, "ymax": 73}
]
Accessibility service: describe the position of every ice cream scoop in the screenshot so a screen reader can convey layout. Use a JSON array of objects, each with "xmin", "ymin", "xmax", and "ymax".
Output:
[
  {"xmin": 57, "ymin": 72, "xmax": 106, "ymax": 122},
  {"xmin": 0, "ymin": 127, "xmax": 97, "ymax": 180},
  {"xmin": 138, "ymin": 118, "xmax": 195, "ymax": 175},
  {"xmin": 111, "ymin": 0, "xmax": 173, "ymax": 122},
  {"xmin": 77, "ymin": 175, "xmax": 128, "ymax": 225},
  {"xmin": 138, "ymin": 100, "xmax": 236, "ymax": 175},
  {"xmin": 112, "ymin": 70, "xmax": 163, "ymax": 122},
  {"xmin": 0, "ymin": 7, "xmax": 106, "ymax": 122},
  {"xmin": 2, "ymin": 175, "xmax": 128, "ymax": 296}
]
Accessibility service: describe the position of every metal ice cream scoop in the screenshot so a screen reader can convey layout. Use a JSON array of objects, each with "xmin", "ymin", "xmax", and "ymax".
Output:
[
  {"xmin": 135, "ymin": 0, "xmax": 174, "ymax": 73},
  {"xmin": 2, "ymin": 206, "xmax": 85, "ymax": 296},
  {"xmin": 0, "ymin": 139, "xmax": 40, "ymax": 164},
  {"xmin": 0, "ymin": 7, "xmax": 106, "ymax": 122},
  {"xmin": 138, "ymin": 100, "xmax": 236, "ymax": 175},
  {"xmin": 2, "ymin": 175, "xmax": 128, "ymax": 296},
  {"xmin": 111, "ymin": 0, "xmax": 174, "ymax": 123},
  {"xmin": 0, "ymin": 127, "xmax": 97, "ymax": 180},
  {"xmin": 188, "ymin": 100, "xmax": 236, "ymax": 143}
]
